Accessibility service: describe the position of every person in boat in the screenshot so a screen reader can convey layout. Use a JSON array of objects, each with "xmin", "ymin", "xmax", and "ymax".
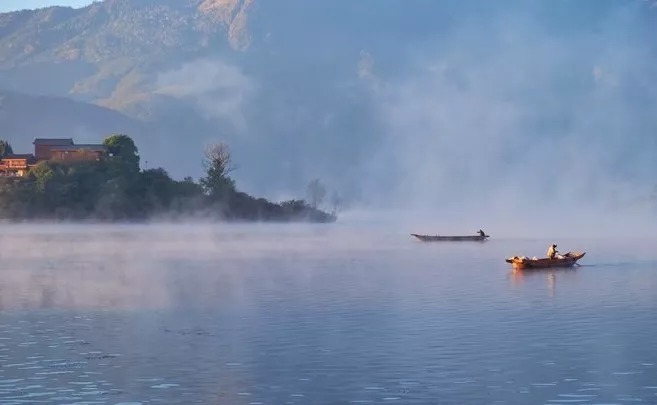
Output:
[
  {"xmin": 547, "ymin": 243, "xmax": 558, "ymax": 259},
  {"xmin": 478, "ymin": 229, "xmax": 486, "ymax": 237}
]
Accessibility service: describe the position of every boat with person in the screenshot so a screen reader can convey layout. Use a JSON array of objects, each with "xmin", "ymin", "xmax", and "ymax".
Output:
[
  {"xmin": 411, "ymin": 230, "xmax": 489, "ymax": 242},
  {"xmin": 505, "ymin": 251, "xmax": 586, "ymax": 270}
]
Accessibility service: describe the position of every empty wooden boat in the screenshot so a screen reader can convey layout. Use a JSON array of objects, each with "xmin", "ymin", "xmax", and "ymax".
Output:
[{"xmin": 505, "ymin": 252, "xmax": 586, "ymax": 270}]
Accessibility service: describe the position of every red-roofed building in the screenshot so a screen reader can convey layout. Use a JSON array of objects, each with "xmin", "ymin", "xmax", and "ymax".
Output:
[
  {"xmin": 0, "ymin": 138, "xmax": 108, "ymax": 177},
  {"xmin": 0, "ymin": 154, "xmax": 36, "ymax": 177}
]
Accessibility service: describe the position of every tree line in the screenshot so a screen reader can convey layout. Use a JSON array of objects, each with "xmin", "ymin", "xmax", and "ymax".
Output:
[{"xmin": 0, "ymin": 135, "xmax": 336, "ymax": 223}]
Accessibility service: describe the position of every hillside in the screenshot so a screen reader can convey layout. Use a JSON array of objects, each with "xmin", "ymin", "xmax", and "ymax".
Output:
[
  {"xmin": 0, "ymin": 0, "xmax": 392, "ymax": 192},
  {"xmin": 0, "ymin": 90, "xmax": 152, "ymax": 155},
  {"xmin": 0, "ymin": 0, "xmax": 250, "ymax": 108},
  {"xmin": 1, "ymin": 0, "xmax": 657, "ymax": 209}
]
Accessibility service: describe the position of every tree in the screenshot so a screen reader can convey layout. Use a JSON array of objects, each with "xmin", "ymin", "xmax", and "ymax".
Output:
[
  {"xmin": 199, "ymin": 142, "xmax": 236, "ymax": 201},
  {"xmin": 103, "ymin": 134, "xmax": 139, "ymax": 170},
  {"xmin": 307, "ymin": 178, "xmax": 326, "ymax": 209},
  {"xmin": 29, "ymin": 161, "xmax": 56, "ymax": 193},
  {"xmin": 330, "ymin": 191, "xmax": 343, "ymax": 216},
  {"xmin": 0, "ymin": 140, "xmax": 13, "ymax": 158}
]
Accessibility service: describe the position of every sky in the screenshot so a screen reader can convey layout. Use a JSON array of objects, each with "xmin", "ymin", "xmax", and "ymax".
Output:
[{"xmin": 0, "ymin": 0, "xmax": 93, "ymax": 12}]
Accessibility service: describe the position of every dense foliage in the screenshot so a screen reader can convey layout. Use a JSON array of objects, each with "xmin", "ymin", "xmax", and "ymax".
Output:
[
  {"xmin": 0, "ymin": 140, "xmax": 12, "ymax": 157},
  {"xmin": 0, "ymin": 135, "xmax": 336, "ymax": 223}
]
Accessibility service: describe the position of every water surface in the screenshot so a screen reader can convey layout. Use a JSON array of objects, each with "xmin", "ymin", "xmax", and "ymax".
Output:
[{"xmin": 1, "ymin": 224, "xmax": 656, "ymax": 404}]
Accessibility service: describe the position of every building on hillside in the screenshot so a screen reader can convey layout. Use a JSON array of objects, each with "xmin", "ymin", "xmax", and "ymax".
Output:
[
  {"xmin": 0, "ymin": 154, "xmax": 36, "ymax": 177},
  {"xmin": 33, "ymin": 138, "xmax": 106, "ymax": 162},
  {"xmin": 33, "ymin": 138, "xmax": 74, "ymax": 160},
  {"xmin": 48, "ymin": 144, "xmax": 107, "ymax": 161},
  {"xmin": 0, "ymin": 138, "xmax": 108, "ymax": 177}
]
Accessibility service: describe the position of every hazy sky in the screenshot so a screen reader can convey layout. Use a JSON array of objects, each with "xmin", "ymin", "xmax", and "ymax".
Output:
[{"xmin": 0, "ymin": 0, "xmax": 93, "ymax": 12}]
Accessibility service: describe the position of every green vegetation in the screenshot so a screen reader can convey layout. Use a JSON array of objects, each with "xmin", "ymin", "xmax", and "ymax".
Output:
[
  {"xmin": 0, "ymin": 135, "xmax": 336, "ymax": 223},
  {"xmin": 0, "ymin": 140, "xmax": 13, "ymax": 157}
]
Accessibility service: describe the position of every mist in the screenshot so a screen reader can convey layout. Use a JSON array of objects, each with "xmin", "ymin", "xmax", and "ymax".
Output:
[
  {"xmin": 348, "ymin": 0, "xmax": 657, "ymax": 237},
  {"xmin": 155, "ymin": 59, "xmax": 255, "ymax": 133},
  {"xmin": 0, "ymin": 222, "xmax": 422, "ymax": 311},
  {"xmin": 2, "ymin": 1, "xmax": 654, "ymax": 238},
  {"xmin": 134, "ymin": 0, "xmax": 657, "ymax": 238}
]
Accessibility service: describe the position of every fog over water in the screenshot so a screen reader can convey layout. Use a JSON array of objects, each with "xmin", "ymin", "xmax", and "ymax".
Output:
[{"xmin": 1, "ymin": 224, "xmax": 656, "ymax": 403}]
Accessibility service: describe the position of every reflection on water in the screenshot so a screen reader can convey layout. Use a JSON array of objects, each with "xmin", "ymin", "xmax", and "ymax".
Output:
[
  {"xmin": 1, "ymin": 224, "xmax": 657, "ymax": 404},
  {"xmin": 509, "ymin": 268, "xmax": 578, "ymax": 298}
]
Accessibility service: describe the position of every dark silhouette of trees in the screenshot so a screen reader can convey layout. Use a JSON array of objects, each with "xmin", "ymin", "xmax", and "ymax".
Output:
[
  {"xmin": 0, "ymin": 140, "xmax": 13, "ymax": 157},
  {"xmin": 0, "ymin": 135, "xmax": 336, "ymax": 223}
]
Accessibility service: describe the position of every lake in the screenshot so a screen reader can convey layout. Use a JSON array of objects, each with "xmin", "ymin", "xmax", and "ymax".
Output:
[{"xmin": 1, "ymin": 223, "xmax": 656, "ymax": 404}]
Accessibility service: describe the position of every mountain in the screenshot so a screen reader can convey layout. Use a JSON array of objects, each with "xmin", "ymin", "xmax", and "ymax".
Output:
[
  {"xmin": 0, "ymin": 90, "xmax": 153, "ymax": 155},
  {"xmin": 1, "ymin": 0, "xmax": 657, "ymax": 210},
  {"xmin": 0, "ymin": 0, "xmax": 386, "ymax": 192}
]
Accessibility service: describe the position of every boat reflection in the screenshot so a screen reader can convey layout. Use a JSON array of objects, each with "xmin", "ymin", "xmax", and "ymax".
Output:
[{"xmin": 510, "ymin": 267, "xmax": 576, "ymax": 297}]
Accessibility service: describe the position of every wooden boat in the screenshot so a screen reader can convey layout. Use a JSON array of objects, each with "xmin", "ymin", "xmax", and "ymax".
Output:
[
  {"xmin": 505, "ymin": 252, "xmax": 586, "ymax": 270},
  {"xmin": 411, "ymin": 233, "xmax": 489, "ymax": 242}
]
